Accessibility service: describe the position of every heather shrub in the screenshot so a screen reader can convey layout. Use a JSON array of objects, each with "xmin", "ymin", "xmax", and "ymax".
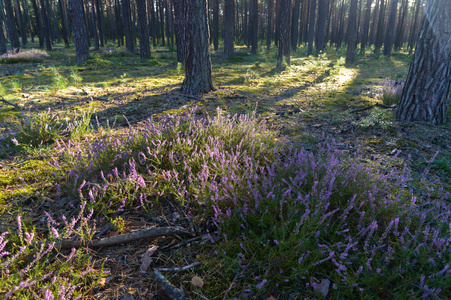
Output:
[
  {"xmin": 0, "ymin": 204, "xmax": 104, "ymax": 299},
  {"xmin": 378, "ymin": 78, "xmax": 405, "ymax": 106},
  {"xmin": 55, "ymin": 109, "xmax": 282, "ymax": 213},
  {"xmin": 0, "ymin": 49, "xmax": 48, "ymax": 64}
]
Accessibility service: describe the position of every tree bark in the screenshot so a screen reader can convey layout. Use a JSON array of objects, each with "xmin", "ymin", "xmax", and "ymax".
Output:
[
  {"xmin": 123, "ymin": 0, "xmax": 135, "ymax": 52},
  {"xmin": 291, "ymin": 0, "xmax": 300, "ymax": 50},
  {"xmin": 0, "ymin": 1, "xmax": 7, "ymax": 54},
  {"xmin": 136, "ymin": 0, "xmax": 151, "ymax": 58},
  {"xmin": 408, "ymin": 0, "xmax": 421, "ymax": 53},
  {"xmin": 383, "ymin": 0, "xmax": 398, "ymax": 56},
  {"xmin": 395, "ymin": 0, "xmax": 450, "ymax": 124},
  {"xmin": 69, "ymin": 0, "xmax": 90, "ymax": 63},
  {"xmin": 173, "ymin": 0, "xmax": 185, "ymax": 62},
  {"xmin": 359, "ymin": 0, "xmax": 372, "ymax": 53},
  {"xmin": 223, "ymin": 0, "xmax": 234, "ymax": 58},
  {"xmin": 3, "ymin": 0, "xmax": 20, "ymax": 51},
  {"xmin": 374, "ymin": 0, "xmax": 385, "ymax": 52},
  {"xmin": 277, "ymin": 0, "xmax": 290, "ymax": 67},
  {"xmin": 306, "ymin": 0, "xmax": 316, "ymax": 55},
  {"xmin": 59, "ymin": 0, "xmax": 70, "ymax": 46},
  {"xmin": 249, "ymin": 0, "xmax": 258, "ymax": 53},
  {"xmin": 315, "ymin": 0, "xmax": 328, "ymax": 54},
  {"xmin": 394, "ymin": 0, "xmax": 407, "ymax": 50},
  {"xmin": 212, "ymin": 0, "xmax": 219, "ymax": 51},
  {"xmin": 345, "ymin": 0, "xmax": 358, "ymax": 63},
  {"xmin": 181, "ymin": 0, "xmax": 214, "ymax": 95},
  {"xmin": 14, "ymin": 0, "xmax": 27, "ymax": 45},
  {"xmin": 267, "ymin": 0, "xmax": 273, "ymax": 50},
  {"xmin": 40, "ymin": 0, "xmax": 52, "ymax": 50},
  {"xmin": 30, "ymin": 0, "xmax": 44, "ymax": 48},
  {"xmin": 369, "ymin": 0, "xmax": 379, "ymax": 45}
]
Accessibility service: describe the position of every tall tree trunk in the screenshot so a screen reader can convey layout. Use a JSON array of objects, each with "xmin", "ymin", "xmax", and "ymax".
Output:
[
  {"xmin": 374, "ymin": 0, "xmax": 385, "ymax": 52},
  {"xmin": 274, "ymin": 0, "xmax": 279, "ymax": 45},
  {"xmin": 39, "ymin": 0, "xmax": 52, "ymax": 50},
  {"xmin": 123, "ymin": 0, "xmax": 134, "ymax": 52},
  {"xmin": 30, "ymin": 0, "xmax": 44, "ymax": 48},
  {"xmin": 22, "ymin": 0, "xmax": 34, "ymax": 43},
  {"xmin": 91, "ymin": 0, "xmax": 100, "ymax": 50},
  {"xmin": 369, "ymin": 0, "xmax": 379, "ymax": 45},
  {"xmin": 335, "ymin": 0, "xmax": 345, "ymax": 49},
  {"xmin": 158, "ymin": 0, "xmax": 165, "ymax": 45},
  {"xmin": 136, "ymin": 0, "xmax": 151, "ymax": 58},
  {"xmin": 383, "ymin": 0, "xmax": 397, "ymax": 56},
  {"xmin": 360, "ymin": 0, "xmax": 372, "ymax": 53},
  {"xmin": 181, "ymin": 0, "xmax": 214, "ymax": 95},
  {"xmin": 15, "ymin": 0, "xmax": 27, "ymax": 45},
  {"xmin": 250, "ymin": 0, "xmax": 258, "ymax": 52},
  {"xmin": 394, "ymin": 0, "xmax": 407, "ymax": 50},
  {"xmin": 115, "ymin": 0, "xmax": 123, "ymax": 46},
  {"xmin": 315, "ymin": 0, "xmax": 328, "ymax": 54},
  {"xmin": 59, "ymin": 0, "xmax": 70, "ymax": 46},
  {"xmin": 223, "ymin": 0, "xmax": 234, "ymax": 57},
  {"xmin": 173, "ymin": 0, "xmax": 185, "ymax": 62},
  {"xmin": 212, "ymin": 0, "xmax": 219, "ymax": 51},
  {"xmin": 4, "ymin": 0, "xmax": 20, "ymax": 51},
  {"xmin": 267, "ymin": 0, "xmax": 273, "ymax": 50},
  {"xmin": 396, "ymin": 0, "xmax": 450, "ymax": 124},
  {"xmin": 307, "ymin": 0, "xmax": 316, "ymax": 55},
  {"xmin": 69, "ymin": 0, "xmax": 90, "ymax": 63},
  {"xmin": 0, "ymin": 2, "xmax": 7, "ymax": 54},
  {"xmin": 291, "ymin": 0, "xmax": 300, "ymax": 50},
  {"xmin": 407, "ymin": 0, "xmax": 421, "ymax": 53},
  {"xmin": 277, "ymin": 0, "xmax": 290, "ymax": 67},
  {"xmin": 346, "ymin": 0, "xmax": 358, "ymax": 63}
]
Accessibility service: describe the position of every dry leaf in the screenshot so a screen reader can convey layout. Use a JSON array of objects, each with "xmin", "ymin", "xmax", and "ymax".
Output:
[
  {"xmin": 313, "ymin": 278, "xmax": 330, "ymax": 297},
  {"xmin": 267, "ymin": 296, "xmax": 277, "ymax": 300},
  {"xmin": 98, "ymin": 278, "xmax": 106, "ymax": 286},
  {"xmin": 191, "ymin": 276, "xmax": 204, "ymax": 287},
  {"xmin": 140, "ymin": 246, "xmax": 158, "ymax": 272}
]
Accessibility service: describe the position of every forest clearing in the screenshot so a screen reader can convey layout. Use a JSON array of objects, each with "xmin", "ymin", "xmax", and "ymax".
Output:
[{"xmin": 0, "ymin": 0, "xmax": 451, "ymax": 298}]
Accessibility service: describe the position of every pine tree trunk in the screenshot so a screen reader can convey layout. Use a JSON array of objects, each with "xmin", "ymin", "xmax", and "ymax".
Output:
[
  {"xmin": 223, "ymin": 0, "xmax": 234, "ymax": 58},
  {"xmin": 123, "ymin": 0, "xmax": 135, "ymax": 52},
  {"xmin": 408, "ymin": 0, "xmax": 421, "ymax": 53},
  {"xmin": 346, "ymin": 0, "xmax": 358, "ymax": 63},
  {"xmin": 394, "ymin": 0, "xmax": 407, "ymax": 50},
  {"xmin": 95, "ymin": 0, "xmax": 105, "ymax": 47},
  {"xmin": 22, "ymin": 0, "xmax": 34, "ymax": 43},
  {"xmin": 136, "ymin": 0, "xmax": 151, "ymax": 58},
  {"xmin": 0, "ymin": 3, "xmax": 7, "ymax": 54},
  {"xmin": 383, "ymin": 0, "xmax": 397, "ymax": 56},
  {"xmin": 267, "ymin": 0, "xmax": 273, "ymax": 50},
  {"xmin": 291, "ymin": 0, "xmax": 300, "ymax": 50},
  {"xmin": 173, "ymin": 0, "xmax": 185, "ymax": 62},
  {"xmin": 212, "ymin": 0, "xmax": 219, "ymax": 51},
  {"xmin": 395, "ymin": 0, "xmax": 450, "ymax": 124},
  {"xmin": 30, "ymin": 0, "xmax": 44, "ymax": 48},
  {"xmin": 369, "ymin": 0, "xmax": 379, "ymax": 45},
  {"xmin": 40, "ymin": 0, "xmax": 52, "ymax": 50},
  {"xmin": 315, "ymin": 0, "xmax": 328, "ymax": 54},
  {"xmin": 277, "ymin": 0, "xmax": 290, "ymax": 68},
  {"xmin": 374, "ymin": 0, "xmax": 385, "ymax": 52},
  {"xmin": 4, "ymin": 0, "xmax": 20, "ymax": 51},
  {"xmin": 15, "ymin": 0, "xmax": 27, "ymax": 45},
  {"xmin": 250, "ymin": 0, "xmax": 258, "ymax": 53},
  {"xmin": 59, "ymin": 0, "xmax": 70, "ymax": 46},
  {"xmin": 69, "ymin": 0, "xmax": 90, "ymax": 63},
  {"xmin": 360, "ymin": 0, "xmax": 372, "ymax": 53},
  {"xmin": 307, "ymin": 0, "xmax": 316, "ymax": 55},
  {"xmin": 91, "ymin": 0, "xmax": 100, "ymax": 50}
]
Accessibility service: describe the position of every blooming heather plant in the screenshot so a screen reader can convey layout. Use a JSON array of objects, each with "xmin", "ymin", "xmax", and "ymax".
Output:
[
  {"xmin": 378, "ymin": 78, "xmax": 405, "ymax": 106},
  {"xmin": 0, "ymin": 49, "xmax": 49, "ymax": 64},
  {"xmin": 0, "ymin": 204, "xmax": 104, "ymax": 299}
]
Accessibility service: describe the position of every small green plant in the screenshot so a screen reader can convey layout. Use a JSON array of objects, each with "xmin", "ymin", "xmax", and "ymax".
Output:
[
  {"xmin": 110, "ymin": 216, "xmax": 125, "ymax": 232},
  {"xmin": 332, "ymin": 109, "xmax": 353, "ymax": 123},
  {"xmin": 8, "ymin": 80, "xmax": 21, "ymax": 93},
  {"xmin": 353, "ymin": 107, "xmax": 394, "ymax": 130},
  {"xmin": 50, "ymin": 66, "xmax": 69, "ymax": 90},
  {"xmin": 69, "ymin": 67, "xmax": 83, "ymax": 85}
]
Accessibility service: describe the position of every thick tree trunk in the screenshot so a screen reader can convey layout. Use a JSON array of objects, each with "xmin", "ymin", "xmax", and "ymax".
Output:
[
  {"xmin": 223, "ymin": 0, "xmax": 234, "ymax": 58},
  {"xmin": 346, "ymin": 0, "xmax": 358, "ymax": 63},
  {"xmin": 277, "ymin": 0, "xmax": 290, "ymax": 67},
  {"xmin": 4, "ymin": 0, "xmax": 20, "ymax": 51},
  {"xmin": 383, "ymin": 0, "xmax": 398, "ymax": 56},
  {"xmin": 123, "ymin": 0, "xmax": 134, "ymax": 52},
  {"xmin": 307, "ymin": 0, "xmax": 316, "ymax": 55},
  {"xmin": 173, "ymin": 0, "xmax": 185, "ymax": 62},
  {"xmin": 181, "ymin": 0, "xmax": 214, "ymax": 95},
  {"xmin": 374, "ymin": 0, "xmax": 385, "ymax": 52},
  {"xmin": 360, "ymin": 0, "xmax": 372, "ymax": 53},
  {"xmin": 291, "ymin": 0, "xmax": 300, "ymax": 50},
  {"xmin": 315, "ymin": 0, "xmax": 328, "ymax": 54},
  {"xmin": 396, "ymin": 0, "xmax": 450, "ymax": 124},
  {"xmin": 136, "ymin": 0, "xmax": 151, "ymax": 58},
  {"xmin": 69, "ymin": 0, "xmax": 90, "ymax": 63}
]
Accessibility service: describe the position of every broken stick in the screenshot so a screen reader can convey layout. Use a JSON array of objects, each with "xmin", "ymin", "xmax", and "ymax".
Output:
[
  {"xmin": 58, "ymin": 226, "xmax": 189, "ymax": 249},
  {"xmin": 154, "ymin": 270, "xmax": 187, "ymax": 300},
  {"xmin": 155, "ymin": 262, "xmax": 200, "ymax": 272},
  {"xmin": 0, "ymin": 96, "xmax": 22, "ymax": 111}
]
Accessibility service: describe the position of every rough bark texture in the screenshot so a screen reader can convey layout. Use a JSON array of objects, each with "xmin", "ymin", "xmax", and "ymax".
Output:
[
  {"xmin": 4, "ymin": 0, "xmax": 20, "ymax": 51},
  {"xmin": 396, "ymin": 0, "xmax": 450, "ymax": 124},
  {"xmin": 173, "ymin": 0, "xmax": 185, "ymax": 62},
  {"xmin": 345, "ymin": 0, "xmax": 358, "ymax": 63},
  {"xmin": 360, "ymin": 0, "xmax": 372, "ymax": 53},
  {"xmin": 123, "ymin": 0, "xmax": 135, "ymax": 52},
  {"xmin": 315, "ymin": 0, "xmax": 328, "ymax": 54},
  {"xmin": 374, "ymin": 0, "xmax": 385, "ymax": 52},
  {"xmin": 277, "ymin": 0, "xmax": 290, "ymax": 68},
  {"xmin": 69, "ymin": 0, "xmax": 90, "ymax": 63},
  {"xmin": 136, "ymin": 0, "xmax": 151, "ymax": 58},
  {"xmin": 181, "ymin": 0, "xmax": 214, "ymax": 95},
  {"xmin": 383, "ymin": 0, "xmax": 398, "ymax": 56},
  {"xmin": 307, "ymin": 0, "xmax": 316, "ymax": 55},
  {"xmin": 223, "ymin": 0, "xmax": 234, "ymax": 58}
]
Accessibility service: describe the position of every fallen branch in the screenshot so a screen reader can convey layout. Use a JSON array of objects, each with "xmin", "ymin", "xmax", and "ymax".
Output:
[
  {"xmin": 352, "ymin": 103, "xmax": 397, "ymax": 112},
  {"xmin": 0, "ymin": 96, "xmax": 22, "ymax": 111},
  {"xmin": 155, "ymin": 262, "xmax": 200, "ymax": 272},
  {"xmin": 58, "ymin": 226, "xmax": 189, "ymax": 249},
  {"xmin": 153, "ymin": 270, "xmax": 187, "ymax": 300}
]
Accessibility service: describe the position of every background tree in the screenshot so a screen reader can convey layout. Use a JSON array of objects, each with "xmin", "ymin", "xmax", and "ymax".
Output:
[
  {"xmin": 0, "ymin": 1, "xmax": 7, "ymax": 54},
  {"xmin": 383, "ymin": 0, "xmax": 398, "ymax": 56},
  {"xmin": 181, "ymin": 0, "xmax": 214, "ymax": 95},
  {"xmin": 40, "ymin": 0, "xmax": 52, "ymax": 50},
  {"xmin": 3, "ymin": 0, "xmax": 20, "ymax": 51},
  {"xmin": 122, "ymin": 0, "xmax": 135, "ymax": 52},
  {"xmin": 315, "ymin": 0, "xmax": 327, "ymax": 54},
  {"xmin": 212, "ymin": 0, "xmax": 219, "ymax": 51},
  {"xmin": 291, "ymin": 0, "xmax": 300, "ymax": 50},
  {"xmin": 223, "ymin": 0, "xmax": 234, "ymax": 58},
  {"xmin": 396, "ymin": 0, "xmax": 450, "ymax": 124},
  {"xmin": 136, "ymin": 0, "xmax": 151, "ymax": 58},
  {"xmin": 307, "ymin": 0, "xmax": 316, "ymax": 55},
  {"xmin": 345, "ymin": 0, "xmax": 357, "ymax": 63},
  {"xmin": 69, "ymin": 0, "xmax": 89, "ymax": 63},
  {"xmin": 277, "ymin": 0, "xmax": 290, "ymax": 68},
  {"xmin": 360, "ymin": 0, "xmax": 372, "ymax": 54},
  {"xmin": 14, "ymin": 0, "xmax": 27, "ymax": 45},
  {"xmin": 173, "ymin": 0, "xmax": 185, "ymax": 63}
]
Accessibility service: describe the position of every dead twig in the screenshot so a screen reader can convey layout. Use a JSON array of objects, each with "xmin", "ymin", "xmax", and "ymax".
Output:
[
  {"xmin": 0, "ymin": 96, "xmax": 22, "ymax": 111},
  {"xmin": 155, "ymin": 262, "xmax": 200, "ymax": 272},
  {"xmin": 352, "ymin": 103, "xmax": 397, "ymax": 112},
  {"xmin": 58, "ymin": 226, "xmax": 189, "ymax": 249},
  {"xmin": 153, "ymin": 270, "xmax": 187, "ymax": 300}
]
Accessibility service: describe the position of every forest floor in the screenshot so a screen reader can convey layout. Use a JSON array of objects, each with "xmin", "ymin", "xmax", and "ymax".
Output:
[{"xmin": 0, "ymin": 44, "xmax": 450, "ymax": 299}]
